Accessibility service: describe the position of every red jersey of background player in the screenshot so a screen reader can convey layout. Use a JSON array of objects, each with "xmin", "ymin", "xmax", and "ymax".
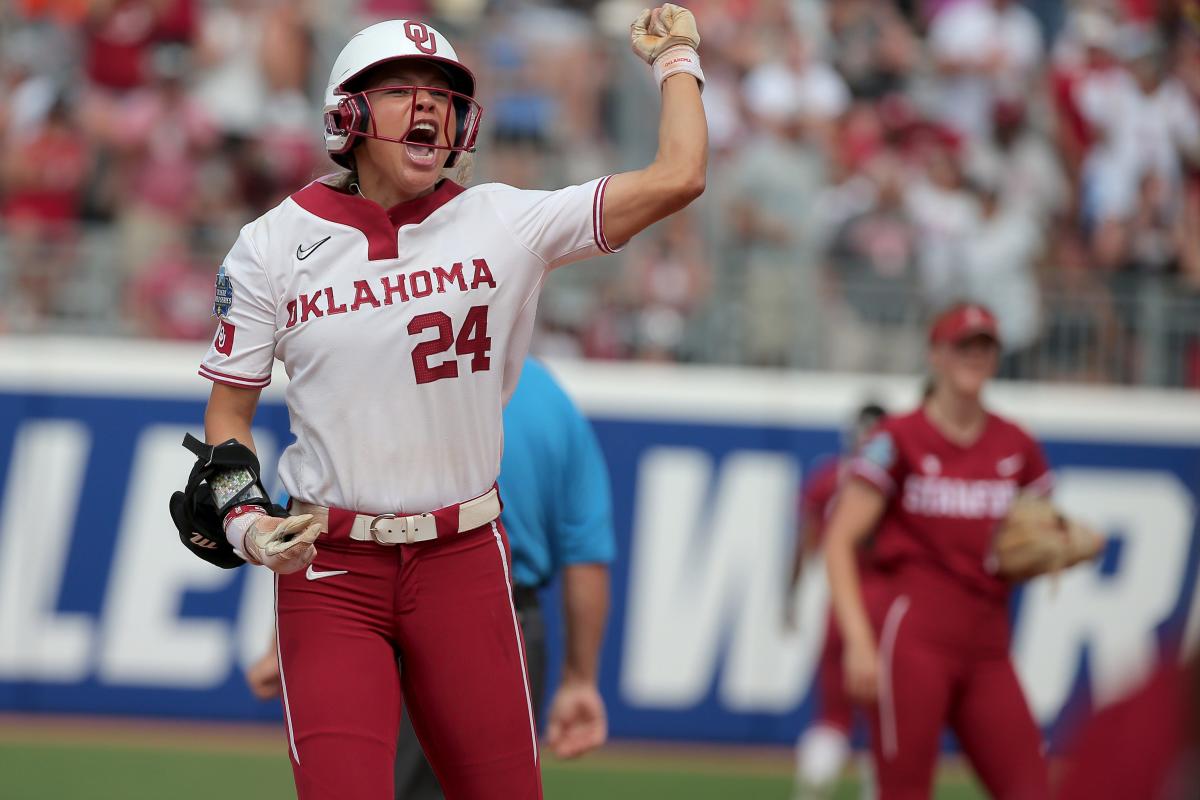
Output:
[
  {"xmin": 800, "ymin": 456, "xmax": 842, "ymax": 539},
  {"xmin": 800, "ymin": 456, "xmax": 876, "ymax": 573},
  {"xmin": 851, "ymin": 407, "xmax": 1053, "ymax": 600}
]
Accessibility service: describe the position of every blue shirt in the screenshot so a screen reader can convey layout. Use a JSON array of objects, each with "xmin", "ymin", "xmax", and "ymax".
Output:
[{"xmin": 501, "ymin": 358, "xmax": 615, "ymax": 588}]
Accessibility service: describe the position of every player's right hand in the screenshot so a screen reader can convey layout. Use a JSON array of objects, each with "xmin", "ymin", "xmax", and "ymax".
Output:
[
  {"xmin": 631, "ymin": 3, "xmax": 700, "ymax": 65},
  {"xmin": 546, "ymin": 678, "xmax": 608, "ymax": 759},
  {"xmin": 844, "ymin": 639, "xmax": 881, "ymax": 704},
  {"xmin": 245, "ymin": 647, "xmax": 282, "ymax": 700},
  {"xmin": 228, "ymin": 509, "xmax": 322, "ymax": 574}
]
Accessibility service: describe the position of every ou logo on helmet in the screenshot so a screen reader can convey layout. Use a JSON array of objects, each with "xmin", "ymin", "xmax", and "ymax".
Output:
[{"xmin": 404, "ymin": 21, "xmax": 437, "ymax": 55}]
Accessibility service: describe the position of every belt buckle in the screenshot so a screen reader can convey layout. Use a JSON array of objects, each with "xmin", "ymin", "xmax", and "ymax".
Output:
[{"xmin": 368, "ymin": 513, "xmax": 398, "ymax": 545}]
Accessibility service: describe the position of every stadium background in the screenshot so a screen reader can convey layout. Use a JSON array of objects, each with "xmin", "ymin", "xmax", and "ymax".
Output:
[{"xmin": 2, "ymin": 0, "xmax": 1199, "ymax": 797}]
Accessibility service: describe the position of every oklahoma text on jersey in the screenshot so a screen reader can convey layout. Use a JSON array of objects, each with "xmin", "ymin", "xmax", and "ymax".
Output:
[{"xmin": 284, "ymin": 259, "xmax": 498, "ymax": 328}]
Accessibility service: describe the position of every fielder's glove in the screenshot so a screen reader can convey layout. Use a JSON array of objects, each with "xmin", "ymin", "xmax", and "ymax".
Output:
[
  {"xmin": 988, "ymin": 494, "xmax": 1105, "ymax": 581},
  {"xmin": 631, "ymin": 4, "xmax": 704, "ymax": 90},
  {"xmin": 171, "ymin": 433, "xmax": 322, "ymax": 573}
]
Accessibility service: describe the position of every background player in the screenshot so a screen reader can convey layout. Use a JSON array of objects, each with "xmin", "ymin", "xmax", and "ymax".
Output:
[
  {"xmin": 824, "ymin": 302, "xmax": 1100, "ymax": 800},
  {"xmin": 198, "ymin": 6, "xmax": 705, "ymax": 798},
  {"xmin": 785, "ymin": 401, "xmax": 886, "ymax": 800}
]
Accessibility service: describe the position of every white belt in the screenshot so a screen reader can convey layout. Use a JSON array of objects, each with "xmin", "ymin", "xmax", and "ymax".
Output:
[{"xmin": 292, "ymin": 487, "xmax": 500, "ymax": 545}]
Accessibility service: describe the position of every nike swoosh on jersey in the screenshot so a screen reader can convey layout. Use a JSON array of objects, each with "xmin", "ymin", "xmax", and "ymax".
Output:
[
  {"xmin": 296, "ymin": 236, "xmax": 332, "ymax": 260},
  {"xmin": 996, "ymin": 454, "xmax": 1025, "ymax": 476},
  {"xmin": 305, "ymin": 566, "xmax": 348, "ymax": 581}
]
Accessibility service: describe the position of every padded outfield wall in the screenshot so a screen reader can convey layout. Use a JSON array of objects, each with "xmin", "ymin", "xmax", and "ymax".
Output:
[{"xmin": 0, "ymin": 338, "xmax": 1197, "ymax": 749}]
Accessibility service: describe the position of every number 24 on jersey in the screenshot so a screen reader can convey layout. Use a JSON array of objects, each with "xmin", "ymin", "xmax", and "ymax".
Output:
[{"xmin": 409, "ymin": 305, "xmax": 491, "ymax": 384}]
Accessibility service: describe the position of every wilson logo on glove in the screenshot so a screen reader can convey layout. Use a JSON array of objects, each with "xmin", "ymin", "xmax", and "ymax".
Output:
[{"xmin": 190, "ymin": 533, "xmax": 219, "ymax": 550}]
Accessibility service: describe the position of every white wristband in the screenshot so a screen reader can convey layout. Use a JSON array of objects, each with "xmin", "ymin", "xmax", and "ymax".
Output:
[
  {"xmin": 224, "ymin": 505, "xmax": 266, "ymax": 562},
  {"xmin": 653, "ymin": 45, "xmax": 704, "ymax": 92}
]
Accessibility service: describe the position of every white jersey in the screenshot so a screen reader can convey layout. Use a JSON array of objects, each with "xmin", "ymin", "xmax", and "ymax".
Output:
[{"xmin": 200, "ymin": 175, "xmax": 620, "ymax": 514}]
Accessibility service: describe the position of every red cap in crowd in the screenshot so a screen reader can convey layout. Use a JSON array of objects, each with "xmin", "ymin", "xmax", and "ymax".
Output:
[{"xmin": 929, "ymin": 303, "xmax": 1000, "ymax": 346}]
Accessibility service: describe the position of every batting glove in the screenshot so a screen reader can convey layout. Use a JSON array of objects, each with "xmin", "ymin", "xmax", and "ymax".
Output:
[
  {"xmin": 631, "ymin": 4, "xmax": 704, "ymax": 90},
  {"xmin": 225, "ymin": 506, "xmax": 321, "ymax": 574}
]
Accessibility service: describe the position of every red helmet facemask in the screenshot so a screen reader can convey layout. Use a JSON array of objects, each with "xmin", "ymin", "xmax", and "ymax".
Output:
[{"xmin": 324, "ymin": 85, "xmax": 484, "ymax": 167}]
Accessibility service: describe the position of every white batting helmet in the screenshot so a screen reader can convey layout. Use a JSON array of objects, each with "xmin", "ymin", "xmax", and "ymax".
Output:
[{"xmin": 323, "ymin": 20, "xmax": 482, "ymax": 168}]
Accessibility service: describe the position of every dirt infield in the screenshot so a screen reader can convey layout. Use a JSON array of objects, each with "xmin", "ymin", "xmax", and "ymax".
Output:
[{"xmin": 0, "ymin": 713, "xmax": 798, "ymax": 776}]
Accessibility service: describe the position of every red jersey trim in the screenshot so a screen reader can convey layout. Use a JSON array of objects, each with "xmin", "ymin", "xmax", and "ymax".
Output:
[
  {"xmin": 198, "ymin": 364, "xmax": 272, "ymax": 389},
  {"xmin": 849, "ymin": 457, "xmax": 895, "ymax": 495},
  {"xmin": 592, "ymin": 175, "xmax": 615, "ymax": 254},
  {"xmin": 289, "ymin": 178, "xmax": 466, "ymax": 262},
  {"xmin": 224, "ymin": 504, "xmax": 265, "ymax": 525}
]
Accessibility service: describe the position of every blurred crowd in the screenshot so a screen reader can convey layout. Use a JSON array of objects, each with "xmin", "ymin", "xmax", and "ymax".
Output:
[{"xmin": 1, "ymin": 0, "xmax": 1199, "ymax": 385}]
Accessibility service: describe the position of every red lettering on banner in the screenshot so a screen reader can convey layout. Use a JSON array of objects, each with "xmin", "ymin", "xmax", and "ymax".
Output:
[
  {"xmin": 470, "ymin": 258, "xmax": 496, "ymax": 289},
  {"xmin": 299, "ymin": 292, "xmax": 324, "ymax": 322},
  {"xmin": 351, "ymin": 280, "xmax": 381, "ymax": 311},
  {"xmin": 409, "ymin": 270, "xmax": 433, "ymax": 298},
  {"xmin": 325, "ymin": 286, "xmax": 348, "ymax": 315},
  {"xmin": 286, "ymin": 300, "xmax": 297, "ymax": 329},
  {"xmin": 381, "ymin": 275, "xmax": 409, "ymax": 305},
  {"xmin": 214, "ymin": 319, "xmax": 235, "ymax": 355},
  {"xmin": 434, "ymin": 263, "xmax": 466, "ymax": 293}
]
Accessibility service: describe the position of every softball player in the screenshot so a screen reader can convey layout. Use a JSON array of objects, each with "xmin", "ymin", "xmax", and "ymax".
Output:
[
  {"xmin": 197, "ymin": 7, "xmax": 706, "ymax": 798},
  {"xmin": 824, "ymin": 304, "xmax": 1057, "ymax": 800},
  {"xmin": 787, "ymin": 402, "xmax": 885, "ymax": 799}
]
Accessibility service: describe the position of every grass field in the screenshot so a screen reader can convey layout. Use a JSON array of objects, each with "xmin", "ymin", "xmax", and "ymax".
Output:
[{"xmin": 0, "ymin": 715, "xmax": 985, "ymax": 799}]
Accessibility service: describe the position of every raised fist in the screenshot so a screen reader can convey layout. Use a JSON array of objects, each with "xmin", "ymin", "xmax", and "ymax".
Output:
[{"xmin": 631, "ymin": 4, "xmax": 700, "ymax": 65}]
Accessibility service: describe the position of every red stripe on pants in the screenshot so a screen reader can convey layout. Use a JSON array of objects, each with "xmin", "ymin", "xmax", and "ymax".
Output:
[
  {"xmin": 864, "ymin": 565, "xmax": 1050, "ymax": 800},
  {"xmin": 275, "ymin": 521, "xmax": 542, "ymax": 800}
]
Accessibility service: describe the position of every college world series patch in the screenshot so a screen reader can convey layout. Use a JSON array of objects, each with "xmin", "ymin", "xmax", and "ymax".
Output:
[
  {"xmin": 212, "ymin": 264, "xmax": 233, "ymax": 318},
  {"xmin": 860, "ymin": 431, "xmax": 897, "ymax": 471}
]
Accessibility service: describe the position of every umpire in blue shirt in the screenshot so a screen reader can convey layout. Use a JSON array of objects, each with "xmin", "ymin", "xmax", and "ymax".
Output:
[{"xmin": 393, "ymin": 357, "xmax": 616, "ymax": 799}]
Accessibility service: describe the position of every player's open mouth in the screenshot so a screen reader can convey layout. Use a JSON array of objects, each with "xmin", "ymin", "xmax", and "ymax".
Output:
[{"xmin": 403, "ymin": 121, "xmax": 441, "ymax": 167}]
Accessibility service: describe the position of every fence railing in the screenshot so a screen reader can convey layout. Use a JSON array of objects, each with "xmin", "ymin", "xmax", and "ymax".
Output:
[{"xmin": 3, "ymin": 228, "xmax": 1199, "ymax": 388}]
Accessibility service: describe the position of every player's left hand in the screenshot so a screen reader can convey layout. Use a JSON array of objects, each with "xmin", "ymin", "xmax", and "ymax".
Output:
[
  {"xmin": 989, "ymin": 494, "xmax": 1105, "ymax": 581},
  {"xmin": 545, "ymin": 678, "xmax": 608, "ymax": 759},
  {"xmin": 631, "ymin": 3, "xmax": 700, "ymax": 65},
  {"xmin": 228, "ymin": 508, "xmax": 323, "ymax": 574}
]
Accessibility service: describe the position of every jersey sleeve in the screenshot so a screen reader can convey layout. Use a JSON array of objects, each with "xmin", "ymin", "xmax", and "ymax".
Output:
[
  {"xmin": 493, "ymin": 176, "xmax": 623, "ymax": 270},
  {"xmin": 198, "ymin": 228, "xmax": 277, "ymax": 389},
  {"xmin": 1019, "ymin": 432, "xmax": 1054, "ymax": 497},
  {"xmin": 849, "ymin": 421, "xmax": 907, "ymax": 497},
  {"xmin": 552, "ymin": 400, "xmax": 616, "ymax": 566}
]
